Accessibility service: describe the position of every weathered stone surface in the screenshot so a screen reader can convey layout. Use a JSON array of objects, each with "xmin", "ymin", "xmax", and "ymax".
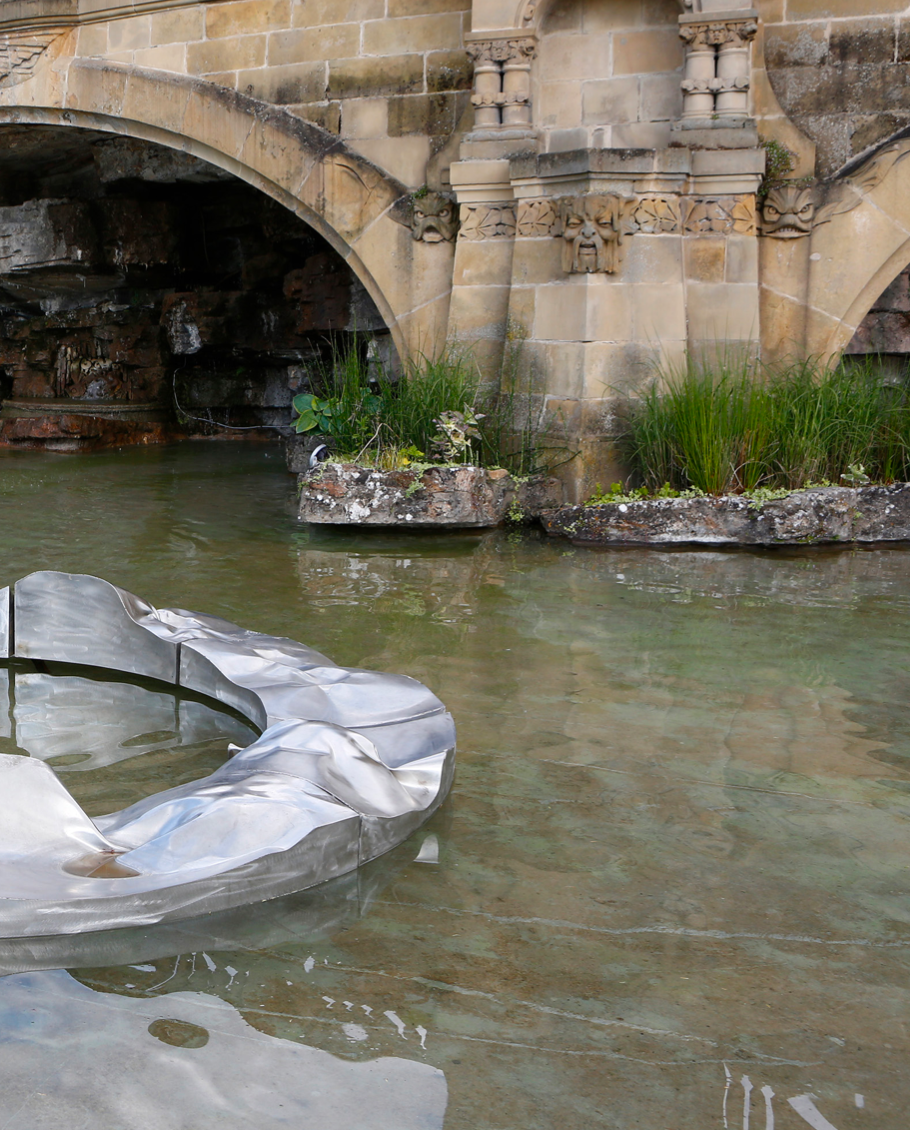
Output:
[
  {"xmin": 298, "ymin": 462, "xmax": 562, "ymax": 527},
  {"xmin": 541, "ymin": 484, "xmax": 910, "ymax": 546},
  {"xmin": 0, "ymin": 199, "xmax": 97, "ymax": 276}
]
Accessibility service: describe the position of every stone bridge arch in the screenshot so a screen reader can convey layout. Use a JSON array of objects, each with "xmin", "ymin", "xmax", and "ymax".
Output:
[
  {"xmin": 799, "ymin": 138, "xmax": 910, "ymax": 363},
  {"xmin": 0, "ymin": 58, "xmax": 455, "ymax": 363}
]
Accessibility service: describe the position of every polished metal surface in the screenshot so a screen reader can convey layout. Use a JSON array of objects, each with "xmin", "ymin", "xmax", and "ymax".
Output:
[
  {"xmin": 14, "ymin": 572, "xmax": 178, "ymax": 683},
  {"xmin": 0, "ymin": 571, "xmax": 455, "ymax": 937}
]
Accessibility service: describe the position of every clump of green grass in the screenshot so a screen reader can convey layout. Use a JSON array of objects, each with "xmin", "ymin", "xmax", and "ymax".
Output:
[
  {"xmin": 294, "ymin": 331, "xmax": 550, "ymax": 473},
  {"xmin": 622, "ymin": 354, "xmax": 910, "ymax": 495}
]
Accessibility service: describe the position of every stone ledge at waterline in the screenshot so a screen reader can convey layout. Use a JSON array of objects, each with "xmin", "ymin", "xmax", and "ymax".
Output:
[
  {"xmin": 298, "ymin": 463, "xmax": 563, "ymax": 527},
  {"xmin": 541, "ymin": 485, "xmax": 910, "ymax": 547}
]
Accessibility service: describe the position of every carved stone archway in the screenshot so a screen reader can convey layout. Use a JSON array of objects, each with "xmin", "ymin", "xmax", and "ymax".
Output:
[
  {"xmin": 800, "ymin": 138, "xmax": 910, "ymax": 362},
  {"xmin": 0, "ymin": 58, "xmax": 456, "ymax": 362}
]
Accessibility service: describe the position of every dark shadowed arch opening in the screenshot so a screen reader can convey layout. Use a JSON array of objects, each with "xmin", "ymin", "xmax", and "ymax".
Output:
[{"xmin": 0, "ymin": 125, "xmax": 393, "ymax": 451}]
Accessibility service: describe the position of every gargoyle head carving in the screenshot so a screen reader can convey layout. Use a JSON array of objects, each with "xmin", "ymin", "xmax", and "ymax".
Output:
[
  {"xmin": 411, "ymin": 192, "xmax": 459, "ymax": 243},
  {"xmin": 760, "ymin": 184, "xmax": 816, "ymax": 239},
  {"xmin": 556, "ymin": 195, "xmax": 627, "ymax": 273}
]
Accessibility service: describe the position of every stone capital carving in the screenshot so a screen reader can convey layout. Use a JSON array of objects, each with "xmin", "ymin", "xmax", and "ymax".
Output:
[
  {"xmin": 553, "ymin": 195, "xmax": 633, "ymax": 274},
  {"xmin": 679, "ymin": 17, "xmax": 757, "ymax": 44},
  {"xmin": 411, "ymin": 191, "xmax": 459, "ymax": 243},
  {"xmin": 467, "ymin": 37, "xmax": 537, "ymax": 64},
  {"xmin": 466, "ymin": 41, "xmax": 498, "ymax": 65}
]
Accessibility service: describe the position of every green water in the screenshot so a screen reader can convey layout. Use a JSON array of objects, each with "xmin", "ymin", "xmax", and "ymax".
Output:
[{"xmin": 0, "ymin": 440, "xmax": 909, "ymax": 1127}]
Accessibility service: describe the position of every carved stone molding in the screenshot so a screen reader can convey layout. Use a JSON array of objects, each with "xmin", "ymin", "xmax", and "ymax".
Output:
[
  {"xmin": 515, "ymin": 193, "xmax": 755, "ymax": 241},
  {"xmin": 410, "ymin": 191, "xmax": 459, "ymax": 243},
  {"xmin": 458, "ymin": 203, "xmax": 517, "ymax": 241},
  {"xmin": 682, "ymin": 195, "xmax": 756, "ymax": 235},
  {"xmin": 755, "ymin": 138, "xmax": 910, "ymax": 238},
  {"xmin": 516, "ymin": 199, "xmax": 558, "ymax": 237},
  {"xmin": 629, "ymin": 196, "xmax": 682, "ymax": 234},
  {"xmin": 760, "ymin": 184, "xmax": 816, "ymax": 239},
  {"xmin": 553, "ymin": 195, "xmax": 633, "ymax": 274},
  {"xmin": 0, "ymin": 30, "xmax": 60, "ymax": 87},
  {"xmin": 467, "ymin": 37, "xmax": 537, "ymax": 128}
]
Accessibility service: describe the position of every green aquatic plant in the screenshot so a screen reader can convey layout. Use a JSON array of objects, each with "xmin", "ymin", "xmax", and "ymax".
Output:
[
  {"xmin": 290, "ymin": 332, "xmax": 548, "ymax": 472},
  {"xmin": 620, "ymin": 353, "xmax": 910, "ymax": 495}
]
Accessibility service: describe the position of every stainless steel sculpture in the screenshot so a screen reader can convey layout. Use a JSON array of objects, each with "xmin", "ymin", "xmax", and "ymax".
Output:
[{"xmin": 0, "ymin": 571, "xmax": 455, "ymax": 937}]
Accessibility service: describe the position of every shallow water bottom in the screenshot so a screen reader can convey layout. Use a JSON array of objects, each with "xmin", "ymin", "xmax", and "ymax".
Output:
[{"xmin": 0, "ymin": 441, "xmax": 907, "ymax": 1127}]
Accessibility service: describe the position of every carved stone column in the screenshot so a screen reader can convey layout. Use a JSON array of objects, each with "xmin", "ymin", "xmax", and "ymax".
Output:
[
  {"xmin": 501, "ymin": 39, "xmax": 536, "ymax": 127},
  {"xmin": 679, "ymin": 25, "xmax": 716, "ymax": 119},
  {"xmin": 467, "ymin": 42, "xmax": 503, "ymax": 128},
  {"xmin": 677, "ymin": 12, "xmax": 757, "ymax": 122},
  {"xmin": 466, "ymin": 37, "xmax": 537, "ymax": 130},
  {"xmin": 715, "ymin": 20, "xmax": 757, "ymax": 117}
]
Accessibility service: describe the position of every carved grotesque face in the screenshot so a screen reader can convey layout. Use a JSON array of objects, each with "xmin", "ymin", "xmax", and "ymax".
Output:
[
  {"xmin": 761, "ymin": 185, "xmax": 816, "ymax": 238},
  {"xmin": 559, "ymin": 196, "xmax": 623, "ymax": 273},
  {"xmin": 411, "ymin": 192, "xmax": 459, "ymax": 243}
]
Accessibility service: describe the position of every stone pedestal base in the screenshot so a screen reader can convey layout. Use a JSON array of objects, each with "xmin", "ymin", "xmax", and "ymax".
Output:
[
  {"xmin": 542, "ymin": 484, "xmax": 910, "ymax": 546},
  {"xmin": 298, "ymin": 463, "xmax": 562, "ymax": 527}
]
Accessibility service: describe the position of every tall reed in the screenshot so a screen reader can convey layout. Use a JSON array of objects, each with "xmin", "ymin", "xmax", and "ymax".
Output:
[{"xmin": 623, "ymin": 354, "xmax": 910, "ymax": 494}]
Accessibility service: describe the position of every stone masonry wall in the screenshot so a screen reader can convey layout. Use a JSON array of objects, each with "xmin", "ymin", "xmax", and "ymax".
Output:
[
  {"xmin": 762, "ymin": 0, "xmax": 910, "ymax": 177},
  {"xmin": 73, "ymin": 0, "xmax": 473, "ymax": 189},
  {"xmin": 535, "ymin": 0, "xmax": 682, "ymax": 152}
]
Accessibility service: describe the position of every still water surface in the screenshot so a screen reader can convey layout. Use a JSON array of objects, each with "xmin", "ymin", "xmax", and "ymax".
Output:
[{"xmin": 0, "ymin": 441, "xmax": 908, "ymax": 1127}]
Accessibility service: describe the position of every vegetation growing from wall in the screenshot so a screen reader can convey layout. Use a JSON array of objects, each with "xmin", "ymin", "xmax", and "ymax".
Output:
[{"xmin": 621, "ymin": 356, "xmax": 910, "ymax": 495}]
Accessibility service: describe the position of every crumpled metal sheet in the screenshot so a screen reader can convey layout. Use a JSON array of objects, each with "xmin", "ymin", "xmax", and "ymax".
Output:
[{"xmin": 0, "ymin": 571, "xmax": 455, "ymax": 936}]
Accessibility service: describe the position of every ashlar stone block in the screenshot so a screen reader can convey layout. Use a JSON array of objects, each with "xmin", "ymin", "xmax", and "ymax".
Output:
[
  {"xmin": 269, "ymin": 26, "xmax": 360, "ymax": 68},
  {"xmin": 207, "ymin": 0, "xmax": 292, "ymax": 39},
  {"xmin": 362, "ymin": 14, "xmax": 465, "ymax": 56},
  {"xmin": 151, "ymin": 7, "xmax": 205, "ymax": 47},
  {"xmin": 328, "ymin": 55, "xmax": 424, "ymax": 98},
  {"xmin": 612, "ymin": 28, "xmax": 682, "ymax": 76},
  {"xmin": 186, "ymin": 35, "xmax": 267, "ymax": 76},
  {"xmin": 582, "ymin": 77, "xmax": 640, "ymax": 126}
]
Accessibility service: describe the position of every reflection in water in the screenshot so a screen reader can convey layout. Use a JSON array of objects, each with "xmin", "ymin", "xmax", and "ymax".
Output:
[
  {"xmin": 0, "ymin": 663, "xmax": 258, "ymax": 816},
  {"xmin": 0, "ymin": 445, "xmax": 910, "ymax": 1126},
  {"xmin": 0, "ymin": 969, "xmax": 447, "ymax": 1130},
  {"xmin": 10, "ymin": 671, "xmax": 256, "ymax": 771}
]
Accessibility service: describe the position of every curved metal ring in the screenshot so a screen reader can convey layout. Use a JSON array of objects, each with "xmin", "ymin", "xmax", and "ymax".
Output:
[{"xmin": 0, "ymin": 571, "xmax": 455, "ymax": 937}]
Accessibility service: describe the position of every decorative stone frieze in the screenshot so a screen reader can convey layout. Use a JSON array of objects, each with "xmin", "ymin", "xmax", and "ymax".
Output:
[
  {"xmin": 682, "ymin": 194, "xmax": 756, "ymax": 234},
  {"xmin": 678, "ymin": 18, "xmax": 757, "ymax": 120},
  {"xmin": 629, "ymin": 196, "xmax": 681, "ymax": 234},
  {"xmin": 466, "ymin": 38, "xmax": 537, "ymax": 129},
  {"xmin": 458, "ymin": 203, "xmax": 517, "ymax": 241},
  {"xmin": 516, "ymin": 199, "xmax": 558, "ymax": 237},
  {"xmin": 515, "ymin": 192, "xmax": 756, "ymax": 244},
  {"xmin": 553, "ymin": 195, "xmax": 633, "ymax": 274},
  {"xmin": 410, "ymin": 191, "xmax": 459, "ymax": 243}
]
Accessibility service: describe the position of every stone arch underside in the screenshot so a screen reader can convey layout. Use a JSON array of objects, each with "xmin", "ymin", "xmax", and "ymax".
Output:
[
  {"xmin": 0, "ymin": 58, "xmax": 456, "ymax": 362},
  {"xmin": 805, "ymin": 142, "xmax": 910, "ymax": 363}
]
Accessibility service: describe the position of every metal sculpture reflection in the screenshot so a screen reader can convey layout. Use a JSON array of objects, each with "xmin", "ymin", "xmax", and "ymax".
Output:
[{"xmin": 0, "ymin": 571, "xmax": 455, "ymax": 937}]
